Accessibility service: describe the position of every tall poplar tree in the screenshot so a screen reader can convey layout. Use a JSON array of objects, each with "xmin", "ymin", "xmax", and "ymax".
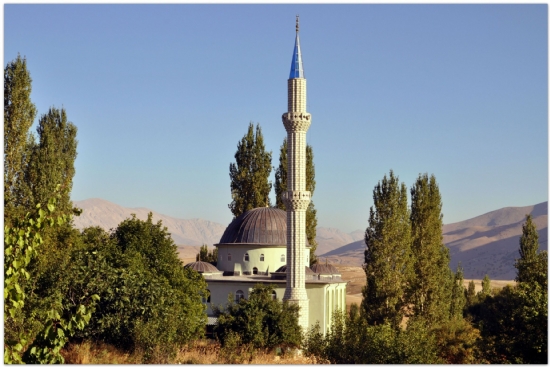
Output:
[
  {"xmin": 449, "ymin": 263, "xmax": 466, "ymax": 320},
  {"xmin": 515, "ymin": 214, "xmax": 546, "ymax": 287},
  {"xmin": 228, "ymin": 123, "xmax": 272, "ymax": 218},
  {"xmin": 274, "ymin": 137, "xmax": 318, "ymax": 265},
  {"xmin": 361, "ymin": 170, "xmax": 413, "ymax": 328},
  {"xmin": 26, "ymin": 107, "xmax": 78, "ymax": 217},
  {"xmin": 4, "ymin": 54, "xmax": 37, "ymax": 223},
  {"xmin": 409, "ymin": 173, "xmax": 451, "ymax": 326}
]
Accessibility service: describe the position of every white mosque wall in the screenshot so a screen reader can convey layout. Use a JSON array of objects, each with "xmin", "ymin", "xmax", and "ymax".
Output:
[
  {"xmin": 204, "ymin": 278, "xmax": 347, "ymax": 335},
  {"xmin": 215, "ymin": 245, "xmax": 287, "ymax": 275}
]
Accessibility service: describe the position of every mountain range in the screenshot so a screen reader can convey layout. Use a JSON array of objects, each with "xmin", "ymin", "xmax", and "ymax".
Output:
[
  {"xmin": 73, "ymin": 198, "xmax": 547, "ymax": 280},
  {"xmin": 318, "ymin": 202, "xmax": 548, "ymax": 280}
]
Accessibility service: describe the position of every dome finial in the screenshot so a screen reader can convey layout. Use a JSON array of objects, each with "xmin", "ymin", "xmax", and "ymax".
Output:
[{"xmin": 296, "ymin": 14, "xmax": 299, "ymax": 33}]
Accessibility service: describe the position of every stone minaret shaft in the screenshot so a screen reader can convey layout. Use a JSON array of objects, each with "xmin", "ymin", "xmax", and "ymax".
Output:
[{"xmin": 282, "ymin": 16, "xmax": 310, "ymax": 332}]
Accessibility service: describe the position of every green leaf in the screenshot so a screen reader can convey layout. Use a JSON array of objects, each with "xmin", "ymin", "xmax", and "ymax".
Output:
[{"xmin": 47, "ymin": 203, "xmax": 55, "ymax": 212}]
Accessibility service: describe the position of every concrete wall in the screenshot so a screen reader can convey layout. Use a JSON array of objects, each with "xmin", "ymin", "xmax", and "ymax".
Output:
[{"xmin": 204, "ymin": 278, "xmax": 346, "ymax": 335}]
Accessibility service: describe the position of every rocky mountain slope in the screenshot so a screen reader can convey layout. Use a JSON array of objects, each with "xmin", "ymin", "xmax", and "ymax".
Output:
[
  {"xmin": 315, "ymin": 227, "xmax": 364, "ymax": 255},
  {"xmin": 319, "ymin": 202, "xmax": 548, "ymax": 280},
  {"xmin": 73, "ymin": 198, "xmax": 547, "ymax": 279},
  {"xmin": 73, "ymin": 198, "xmax": 226, "ymax": 248},
  {"xmin": 73, "ymin": 198, "xmax": 364, "ymax": 259}
]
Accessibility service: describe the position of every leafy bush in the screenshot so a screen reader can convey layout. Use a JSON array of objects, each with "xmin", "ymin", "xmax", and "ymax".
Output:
[
  {"xmin": 303, "ymin": 309, "xmax": 441, "ymax": 364},
  {"xmin": 70, "ymin": 215, "xmax": 207, "ymax": 356},
  {"xmin": 213, "ymin": 284, "xmax": 302, "ymax": 351}
]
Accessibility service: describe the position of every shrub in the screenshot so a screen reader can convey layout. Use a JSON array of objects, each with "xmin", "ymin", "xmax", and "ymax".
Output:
[{"xmin": 213, "ymin": 284, "xmax": 302, "ymax": 351}]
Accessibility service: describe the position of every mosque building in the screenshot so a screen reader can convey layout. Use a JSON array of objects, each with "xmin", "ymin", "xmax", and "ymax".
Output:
[{"xmin": 185, "ymin": 17, "xmax": 347, "ymax": 335}]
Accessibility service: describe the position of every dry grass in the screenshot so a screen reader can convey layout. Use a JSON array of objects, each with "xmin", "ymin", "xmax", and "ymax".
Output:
[
  {"xmin": 61, "ymin": 340, "xmax": 320, "ymax": 364},
  {"xmin": 62, "ymin": 341, "xmax": 143, "ymax": 364}
]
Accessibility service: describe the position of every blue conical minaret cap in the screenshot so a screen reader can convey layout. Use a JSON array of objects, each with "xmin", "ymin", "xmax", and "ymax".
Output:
[{"xmin": 289, "ymin": 15, "xmax": 304, "ymax": 79}]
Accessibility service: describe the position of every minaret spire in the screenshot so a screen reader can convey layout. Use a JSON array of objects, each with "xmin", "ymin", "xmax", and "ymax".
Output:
[
  {"xmin": 289, "ymin": 15, "xmax": 304, "ymax": 79},
  {"xmin": 282, "ymin": 16, "xmax": 311, "ymax": 332}
]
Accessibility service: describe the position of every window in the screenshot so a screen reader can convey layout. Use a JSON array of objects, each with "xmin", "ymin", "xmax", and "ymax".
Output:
[
  {"xmin": 253, "ymin": 267, "xmax": 258, "ymax": 275},
  {"xmin": 271, "ymin": 291, "xmax": 277, "ymax": 300},
  {"xmin": 236, "ymin": 290, "xmax": 244, "ymax": 302},
  {"xmin": 281, "ymin": 254, "xmax": 285, "ymax": 262},
  {"xmin": 260, "ymin": 254, "xmax": 265, "ymax": 262},
  {"xmin": 202, "ymin": 289, "xmax": 211, "ymax": 304},
  {"xmin": 228, "ymin": 253, "xmax": 232, "ymax": 261},
  {"xmin": 244, "ymin": 253, "xmax": 249, "ymax": 261}
]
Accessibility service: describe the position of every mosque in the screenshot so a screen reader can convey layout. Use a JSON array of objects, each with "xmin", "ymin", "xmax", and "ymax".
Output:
[{"xmin": 185, "ymin": 17, "xmax": 347, "ymax": 335}]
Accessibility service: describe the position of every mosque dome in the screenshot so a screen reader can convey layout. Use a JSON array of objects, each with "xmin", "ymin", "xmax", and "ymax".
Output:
[
  {"xmin": 275, "ymin": 265, "xmax": 316, "ymax": 276},
  {"xmin": 310, "ymin": 263, "xmax": 340, "ymax": 275},
  {"xmin": 184, "ymin": 261, "xmax": 221, "ymax": 274},
  {"xmin": 218, "ymin": 207, "xmax": 309, "ymax": 246}
]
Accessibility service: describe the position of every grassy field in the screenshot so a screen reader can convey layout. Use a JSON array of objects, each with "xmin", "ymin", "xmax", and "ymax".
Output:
[
  {"xmin": 61, "ymin": 340, "xmax": 322, "ymax": 364},
  {"xmin": 334, "ymin": 264, "xmax": 515, "ymax": 311}
]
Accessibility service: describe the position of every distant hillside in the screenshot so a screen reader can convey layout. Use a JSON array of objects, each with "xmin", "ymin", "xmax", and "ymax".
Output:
[
  {"xmin": 319, "ymin": 202, "xmax": 548, "ymax": 280},
  {"xmin": 73, "ymin": 198, "xmax": 365, "ymax": 260},
  {"xmin": 73, "ymin": 198, "xmax": 227, "ymax": 251},
  {"xmin": 316, "ymin": 227, "xmax": 364, "ymax": 255}
]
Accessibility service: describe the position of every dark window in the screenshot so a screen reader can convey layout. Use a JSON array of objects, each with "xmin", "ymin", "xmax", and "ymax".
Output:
[
  {"xmin": 236, "ymin": 290, "xmax": 244, "ymax": 302},
  {"xmin": 260, "ymin": 254, "xmax": 265, "ymax": 261},
  {"xmin": 228, "ymin": 253, "xmax": 232, "ymax": 261},
  {"xmin": 244, "ymin": 253, "xmax": 249, "ymax": 261},
  {"xmin": 253, "ymin": 267, "xmax": 258, "ymax": 275},
  {"xmin": 272, "ymin": 291, "xmax": 277, "ymax": 300}
]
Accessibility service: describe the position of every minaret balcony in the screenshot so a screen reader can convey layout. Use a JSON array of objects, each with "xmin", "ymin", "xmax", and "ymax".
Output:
[
  {"xmin": 282, "ymin": 112, "xmax": 311, "ymax": 132},
  {"xmin": 283, "ymin": 191, "xmax": 311, "ymax": 211}
]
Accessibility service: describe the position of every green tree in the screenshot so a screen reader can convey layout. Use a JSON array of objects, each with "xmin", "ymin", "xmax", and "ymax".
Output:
[
  {"xmin": 196, "ymin": 244, "xmax": 218, "ymax": 266},
  {"xmin": 4, "ymin": 54, "xmax": 37, "ymax": 224},
  {"xmin": 409, "ymin": 173, "xmax": 451, "ymax": 326},
  {"xmin": 465, "ymin": 280, "xmax": 477, "ymax": 308},
  {"xmin": 449, "ymin": 263, "xmax": 466, "ymax": 320},
  {"xmin": 478, "ymin": 274, "xmax": 491, "ymax": 301},
  {"xmin": 228, "ymin": 123, "xmax": 272, "ymax": 218},
  {"xmin": 72, "ymin": 215, "xmax": 207, "ymax": 360},
  {"xmin": 473, "ymin": 283, "xmax": 547, "ymax": 363},
  {"xmin": 274, "ymin": 138, "xmax": 318, "ymax": 265},
  {"xmin": 515, "ymin": 214, "xmax": 545, "ymax": 286},
  {"xmin": 213, "ymin": 284, "xmax": 302, "ymax": 351},
  {"xmin": 4, "ymin": 193, "xmax": 97, "ymax": 364},
  {"xmin": 361, "ymin": 170, "xmax": 413, "ymax": 328},
  {"xmin": 303, "ymin": 310, "xmax": 441, "ymax": 364},
  {"xmin": 26, "ymin": 107, "xmax": 78, "ymax": 217}
]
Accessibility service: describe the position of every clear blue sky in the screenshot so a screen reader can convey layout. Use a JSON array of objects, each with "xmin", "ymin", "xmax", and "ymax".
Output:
[{"xmin": 5, "ymin": 4, "xmax": 548, "ymax": 233}]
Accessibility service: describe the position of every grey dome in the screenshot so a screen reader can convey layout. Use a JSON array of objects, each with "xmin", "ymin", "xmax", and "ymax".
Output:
[
  {"xmin": 311, "ymin": 263, "xmax": 340, "ymax": 275},
  {"xmin": 218, "ymin": 207, "xmax": 287, "ymax": 245},
  {"xmin": 184, "ymin": 261, "xmax": 220, "ymax": 273},
  {"xmin": 275, "ymin": 265, "xmax": 316, "ymax": 276}
]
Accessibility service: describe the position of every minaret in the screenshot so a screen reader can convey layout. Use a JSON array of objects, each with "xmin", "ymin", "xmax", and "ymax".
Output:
[{"xmin": 282, "ymin": 15, "xmax": 311, "ymax": 331}]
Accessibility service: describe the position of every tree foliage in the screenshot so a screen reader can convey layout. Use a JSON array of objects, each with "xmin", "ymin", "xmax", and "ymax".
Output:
[
  {"xmin": 213, "ymin": 284, "xmax": 302, "ymax": 351},
  {"xmin": 303, "ymin": 310, "xmax": 441, "ymax": 364},
  {"xmin": 274, "ymin": 138, "xmax": 318, "ymax": 265},
  {"xmin": 4, "ymin": 193, "xmax": 97, "ymax": 364},
  {"xmin": 4, "ymin": 54, "xmax": 37, "ymax": 224},
  {"xmin": 196, "ymin": 244, "xmax": 218, "ymax": 266},
  {"xmin": 362, "ymin": 170, "xmax": 413, "ymax": 328},
  {"xmin": 449, "ymin": 263, "xmax": 466, "ymax": 320},
  {"xmin": 468, "ymin": 215, "xmax": 548, "ymax": 363},
  {"xmin": 228, "ymin": 123, "xmax": 272, "ymax": 218},
  {"xmin": 515, "ymin": 214, "xmax": 546, "ymax": 287},
  {"xmin": 472, "ymin": 283, "xmax": 547, "ymax": 363},
  {"xmin": 26, "ymin": 107, "xmax": 78, "ymax": 217},
  {"xmin": 72, "ymin": 215, "xmax": 208, "ymax": 358},
  {"xmin": 409, "ymin": 173, "xmax": 451, "ymax": 326}
]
